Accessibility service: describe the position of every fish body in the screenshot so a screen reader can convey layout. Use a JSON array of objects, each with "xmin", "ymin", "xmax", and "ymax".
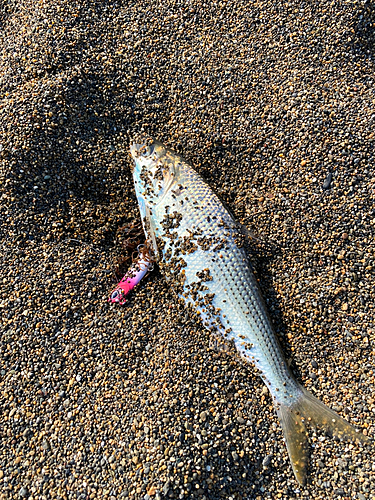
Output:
[{"xmin": 130, "ymin": 138, "xmax": 368, "ymax": 484}]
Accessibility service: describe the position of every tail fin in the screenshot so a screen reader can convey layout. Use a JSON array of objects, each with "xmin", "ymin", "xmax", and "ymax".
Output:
[{"xmin": 276, "ymin": 385, "xmax": 369, "ymax": 485}]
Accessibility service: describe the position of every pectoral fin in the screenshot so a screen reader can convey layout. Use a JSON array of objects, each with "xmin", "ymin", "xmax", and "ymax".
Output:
[
  {"xmin": 136, "ymin": 193, "xmax": 159, "ymax": 259},
  {"xmin": 144, "ymin": 204, "xmax": 159, "ymax": 258}
]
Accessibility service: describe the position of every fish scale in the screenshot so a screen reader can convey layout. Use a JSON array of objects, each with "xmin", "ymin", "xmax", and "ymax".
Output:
[
  {"xmin": 159, "ymin": 162, "xmax": 295, "ymax": 399},
  {"xmin": 130, "ymin": 138, "xmax": 369, "ymax": 485}
]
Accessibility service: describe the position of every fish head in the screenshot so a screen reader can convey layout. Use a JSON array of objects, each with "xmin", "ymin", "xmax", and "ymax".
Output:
[{"xmin": 130, "ymin": 137, "xmax": 179, "ymax": 206}]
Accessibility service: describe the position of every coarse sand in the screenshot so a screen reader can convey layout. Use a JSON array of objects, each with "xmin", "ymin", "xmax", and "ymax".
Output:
[{"xmin": 0, "ymin": 1, "xmax": 374, "ymax": 499}]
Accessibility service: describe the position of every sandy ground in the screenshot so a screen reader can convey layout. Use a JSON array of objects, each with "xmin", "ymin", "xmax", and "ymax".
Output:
[{"xmin": 0, "ymin": 1, "xmax": 374, "ymax": 499}]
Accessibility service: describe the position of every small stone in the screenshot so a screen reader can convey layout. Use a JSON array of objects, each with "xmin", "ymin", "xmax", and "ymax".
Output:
[
  {"xmin": 200, "ymin": 411, "xmax": 207, "ymax": 421},
  {"xmin": 309, "ymin": 372, "xmax": 317, "ymax": 380},
  {"xmin": 162, "ymin": 481, "xmax": 170, "ymax": 496},
  {"xmin": 147, "ymin": 486, "xmax": 156, "ymax": 496},
  {"xmin": 42, "ymin": 439, "xmax": 50, "ymax": 450},
  {"xmin": 341, "ymin": 233, "xmax": 349, "ymax": 240},
  {"xmin": 262, "ymin": 455, "xmax": 272, "ymax": 467},
  {"xmin": 19, "ymin": 487, "xmax": 28, "ymax": 497},
  {"xmin": 336, "ymin": 458, "xmax": 347, "ymax": 468},
  {"xmin": 311, "ymin": 360, "xmax": 318, "ymax": 369},
  {"xmin": 334, "ymin": 488, "xmax": 345, "ymax": 496},
  {"xmin": 342, "ymin": 303, "xmax": 348, "ymax": 311},
  {"xmin": 323, "ymin": 172, "xmax": 333, "ymax": 190}
]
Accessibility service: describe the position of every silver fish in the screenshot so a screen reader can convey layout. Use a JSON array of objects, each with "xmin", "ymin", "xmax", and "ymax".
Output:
[{"xmin": 129, "ymin": 137, "xmax": 368, "ymax": 484}]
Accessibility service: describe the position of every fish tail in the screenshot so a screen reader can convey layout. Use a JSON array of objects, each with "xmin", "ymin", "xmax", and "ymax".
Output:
[{"xmin": 276, "ymin": 384, "xmax": 369, "ymax": 485}]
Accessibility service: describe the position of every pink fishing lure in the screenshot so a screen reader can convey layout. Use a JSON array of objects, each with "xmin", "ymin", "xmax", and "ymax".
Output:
[{"xmin": 108, "ymin": 246, "xmax": 153, "ymax": 304}]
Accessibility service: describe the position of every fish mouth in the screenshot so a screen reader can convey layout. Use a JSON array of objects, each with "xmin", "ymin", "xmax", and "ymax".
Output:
[
  {"xmin": 129, "ymin": 141, "xmax": 145, "ymax": 157},
  {"xmin": 129, "ymin": 143, "xmax": 138, "ymax": 158},
  {"xmin": 129, "ymin": 142, "xmax": 144, "ymax": 160}
]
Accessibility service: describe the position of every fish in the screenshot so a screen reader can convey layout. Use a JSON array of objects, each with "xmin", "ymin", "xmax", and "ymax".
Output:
[{"xmin": 129, "ymin": 137, "xmax": 369, "ymax": 485}]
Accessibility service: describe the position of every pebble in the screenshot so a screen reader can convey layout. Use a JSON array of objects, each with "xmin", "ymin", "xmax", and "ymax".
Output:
[
  {"xmin": 18, "ymin": 487, "xmax": 28, "ymax": 498},
  {"xmin": 199, "ymin": 411, "xmax": 207, "ymax": 422},
  {"xmin": 262, "ymin": 454, "xmax": 272, "ymax": 467},
  {"xmin": 0, "ymin": 0, "xmax": 374, "ymax": 499},
  {"xmin": 323, "ymin": 172, "xmax": 333, "ymax": 190}
]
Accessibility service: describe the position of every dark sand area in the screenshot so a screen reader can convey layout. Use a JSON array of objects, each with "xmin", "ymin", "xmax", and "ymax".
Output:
[{"xmin": 0, "ymin": 1, "xmax": 374, "ymax": 499}]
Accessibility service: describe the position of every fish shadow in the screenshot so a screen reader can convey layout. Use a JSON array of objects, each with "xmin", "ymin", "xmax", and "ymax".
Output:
[{"xmin": 251, "ymin": 243, "xmax": 301, "ymax": 377}]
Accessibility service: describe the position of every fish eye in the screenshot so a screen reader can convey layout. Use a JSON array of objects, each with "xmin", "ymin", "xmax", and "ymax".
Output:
[
  {"xmin": 139, "ymin": 146, "xmax": 149, "ymax": 157},
  {"xmin": 140, "ymin": 144, "xmax": 155, "ymax": 157},
  {"xmin": 111, "ymin": 290, "xmax": 118, "ymax": 299}
]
